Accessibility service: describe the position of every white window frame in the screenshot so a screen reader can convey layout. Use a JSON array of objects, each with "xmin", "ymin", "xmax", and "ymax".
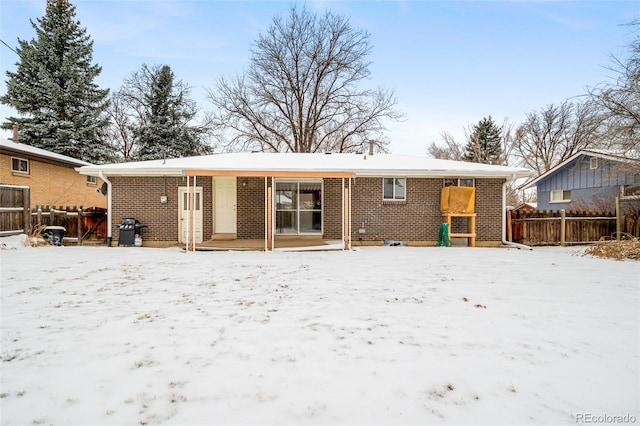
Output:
[
  {"xmin": 589, "ymin": 158, "xmax": 598, "ymax": 170},
  {"xmin": 86, "ymin": 175, "xmax": 97, "ymax": 185},
  {"xmin": 383, "ymin": 177, "xmax": 406, "ymax": 201},
  {"xmin": 550, "ymin": 190, "xmax": 571, "ymax": 203},
  {"xmin": 11, "ymin": 157, "xmax": 29, "ymax": 174}
]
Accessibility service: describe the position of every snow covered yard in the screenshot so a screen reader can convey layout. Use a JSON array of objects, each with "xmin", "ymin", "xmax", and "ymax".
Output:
[{"xmin": 1, "ymin": 245, "xmax": 638, "ymax": 425}]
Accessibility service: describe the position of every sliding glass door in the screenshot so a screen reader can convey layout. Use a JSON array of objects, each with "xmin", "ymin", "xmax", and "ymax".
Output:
[{"xmin": 275, "ymin": 181, "xmax": 322, "ymax": 234}]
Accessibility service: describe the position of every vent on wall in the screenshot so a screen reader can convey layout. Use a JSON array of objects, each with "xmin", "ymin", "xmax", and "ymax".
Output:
[{"xmin": 590, "ymin": 157, "xmax": 598, "ymax": 170}]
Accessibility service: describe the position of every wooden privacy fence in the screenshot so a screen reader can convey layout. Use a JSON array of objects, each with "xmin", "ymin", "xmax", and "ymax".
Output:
[
  {"xmin": 508, "ymin": 210, "xmax": 640, "ymax": 246},
  {"xmin": 30, "ymin": 206, "xmax": 107, "ymax": 245},
  {"xmin": 0, "ymin": 185, "xmax": 30, "ymax": 236}
]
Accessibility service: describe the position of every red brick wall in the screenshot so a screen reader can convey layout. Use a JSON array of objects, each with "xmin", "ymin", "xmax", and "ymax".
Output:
[
  {"xmin": 110, "ymin": 176, "xmax": 212, "ymax": 244},
  {"xmin": 109, "ymin": 175, "xmax": 505, "ymax": 245},
  {"xmin": 323, "ymin": 178, "xmax": 343, "ymax": 239},
  {"xmin": 350, "ymin": 177, "xmax": 505, "ymax": 243},
  {"xmin": 475, "ymin": 178, "xmax": 504, "ymax": 242},
  {"xmin": 237, "ymin": 177, "xmax": 265, "ymax": 239},
  {"xmin": 351, "ymin": 177, "xmax": 441, "ymax": 242}
]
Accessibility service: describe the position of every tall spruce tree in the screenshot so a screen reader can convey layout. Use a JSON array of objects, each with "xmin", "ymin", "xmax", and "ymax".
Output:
[
  {"xmin": 463, "ymin": 116, "xmax": 503, "ymax": 164},
  {"xmin": 126, "ymin": 64, "xmax": 210, "ymax": 161},
  {"xmin": 1, "ymin": 0, "xmax": 112, "ymax": 163}
]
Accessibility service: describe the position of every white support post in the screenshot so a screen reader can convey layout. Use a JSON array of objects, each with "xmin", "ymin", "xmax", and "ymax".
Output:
[
  {"xmin": 185, "ymin": 176, "xmax": 190, "ymax": 253},
  {"xmin": 348, "ymin": 177, "xmax": 352, "ymax": 250},
  {"xmin": 192, "ymin": 176, "xmax": 197, "ymax": 251},
  {"xmin": 271, "ymin": 176, "xmax": 275, "ymax": 250},
  {"xmin": 341, "ymin": 178, "xmax": 345, "ymax": 250}
]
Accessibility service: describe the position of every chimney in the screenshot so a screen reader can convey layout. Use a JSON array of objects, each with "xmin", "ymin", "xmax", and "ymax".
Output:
[
  {"xmin": 368, "ymin": 140, "xmax": 375, "ymax": 156},
  {"xmin": 12, "ymin": 124, "xmax": 18, "ymax": 142}
]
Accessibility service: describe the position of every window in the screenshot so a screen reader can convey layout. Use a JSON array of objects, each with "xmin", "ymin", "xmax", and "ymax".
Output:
[
  {"xmin": 86, "ymin": 175, "xmax": 97, "ymax": 185},
  {"xmin": 444, "ymin": 178, "xmax": 475, "ymax": 187},
  {"xmin": 383, "ymin": 178, "xmax": 406, "ymax": 201},
  {"xmin": 550, "ymin": 190, "xmax": 571, "ymax": 203},
  {"xmin": 621, "ymin": 184, "xmax": 640, "ymax": 199},
  {"xmin": 182, "ymin": 191, "xmax": 201, "ymax": 210},
  {"xmin": 11, "ymin": 157, "xmax": 29, "ymax": 174},
  {"xmin": 275, "ymin": 181, "xmax": 322, "ymax": 234},
  {"xmin": 589, "ymin": 157, "xmax": 598, "ymax": 170}
]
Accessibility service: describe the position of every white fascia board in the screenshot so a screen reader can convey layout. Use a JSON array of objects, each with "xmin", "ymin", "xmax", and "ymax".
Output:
[
  {"xmin": 76, "ymin": 167, "xmax": 531, "ymax": 179},
  {"xmin": 354, "ymin": 169, "xmax": 532, "ymax": 179},
  {"xmin": 76, "ymin": 167, "xmax": 184, "ymax": 177}
]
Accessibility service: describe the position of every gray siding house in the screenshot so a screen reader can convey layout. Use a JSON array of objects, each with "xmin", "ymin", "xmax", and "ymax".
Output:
[{"xmin": 523, "ymin": 149, "xmax": 640, "ymax": 212}]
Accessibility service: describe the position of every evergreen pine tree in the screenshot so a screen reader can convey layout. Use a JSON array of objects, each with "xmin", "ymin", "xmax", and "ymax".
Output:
[
  {"xmin": 132, "ymin": 64, "xmax": 210, "ymax": 160},
  {"xmin": 463, "ymin": 116, "xmax": 504, "ymax": 164},
  {"xmin": 1, "ymin": 0, "xmax": 112, "ymax": 163}
]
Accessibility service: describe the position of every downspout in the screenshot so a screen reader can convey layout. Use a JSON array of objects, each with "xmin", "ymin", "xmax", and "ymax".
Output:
[
  {"xmin": 98, "ymin": 171, "xmax": 112, "ymax": 247},
  {"xmin": 348, "ymin": 177, "xmax": 352, "ymax": 250},
  {"xmin": 502, "ymin": 174, "xmax": 532, "ymax": 250}
]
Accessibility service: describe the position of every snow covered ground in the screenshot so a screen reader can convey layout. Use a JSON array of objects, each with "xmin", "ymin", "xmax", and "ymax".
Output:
[{"xmin": 1, "ymin": 243, "xmax": 638, "ymax": 425}]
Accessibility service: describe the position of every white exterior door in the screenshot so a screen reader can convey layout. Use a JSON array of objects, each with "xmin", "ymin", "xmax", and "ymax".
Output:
[
  {"xmin": 178, "ymin": 186, "xmax": 203, "ymax": 243},
  {"xmin": 214, "ymin": 177, "xmax": 237, "ymax": 234}
]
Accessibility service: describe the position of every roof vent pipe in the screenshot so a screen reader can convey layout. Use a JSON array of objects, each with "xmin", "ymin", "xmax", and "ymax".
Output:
[
  {"xmin": 369, "ymin": 140, "xmax": 375, "ymax": 156},
  {"xmin": 11, "ymin": 124, "xmax": 18, "ymax": 142}
]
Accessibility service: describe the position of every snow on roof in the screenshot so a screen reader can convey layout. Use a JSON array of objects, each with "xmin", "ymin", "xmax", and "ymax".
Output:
[
  {"xmin": 77, "ymin": 152, "xmax": 533, "ymax": 179},
  {"xmin": 1, "ymin": 138, "xmax": 92, "ymax": 167}
]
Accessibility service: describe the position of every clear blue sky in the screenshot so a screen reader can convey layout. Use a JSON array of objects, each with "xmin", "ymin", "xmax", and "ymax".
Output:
[{"xmin": 1, "ymin": 0, "xmax": 638, "ymax": 156}]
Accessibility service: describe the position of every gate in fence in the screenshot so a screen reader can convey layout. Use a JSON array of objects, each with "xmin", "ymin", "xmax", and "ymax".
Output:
[{"xmin": 0, "ymin": 184, "xmax": 30, "ymax": 236}]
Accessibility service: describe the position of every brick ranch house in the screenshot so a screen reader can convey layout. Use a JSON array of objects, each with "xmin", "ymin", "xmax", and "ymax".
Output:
[{"xmin": 77, "ymin": 152, "xmax": 532, "ymax": 250}]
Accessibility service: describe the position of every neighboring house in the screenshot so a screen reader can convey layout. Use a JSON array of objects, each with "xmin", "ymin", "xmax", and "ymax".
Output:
[
  {"xmin": 522, "ymin": 149, "xmax": 640, "ymax": 213},
  {"xmin": 0, "ymin": 136, "xmax": 107, "ymax": 209},
  {"xmin": 514, "ymin": 202, "xmax": 537, "ymax": 213},
  {"xmin": 78, "ymin": 151, "xmax": 531, "ymax": 249}
]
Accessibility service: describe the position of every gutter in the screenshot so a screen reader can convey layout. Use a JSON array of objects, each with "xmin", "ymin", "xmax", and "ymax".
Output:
[
  {"xmin": 502, "ymin": 174, "xmax": 532, "ymax": 250},
  {"xmin": 98, "ymin": 171, "xmax": 113, "ymax": 246}
]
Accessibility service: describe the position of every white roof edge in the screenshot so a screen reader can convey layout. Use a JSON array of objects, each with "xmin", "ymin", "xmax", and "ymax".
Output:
[
  {"xmin": 354, "ymin": 169, "xmax": 531, "ymax": 178},
  {"xmin": 76, "ymin": 168, "xmax": 184, "ymax": 177}
]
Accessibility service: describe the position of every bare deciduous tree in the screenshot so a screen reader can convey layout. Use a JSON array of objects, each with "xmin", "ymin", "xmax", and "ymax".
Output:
[
  {"xmin": 513, "ymin": 101, "xmax": 605, "ymax": 175},
  {"xmin": 427, "ymin": 131, "xmax": 465, "ymax": 160},
  {"xmin": 207, "ymin": 5, "xmax": 403, "ymax": 153},
  {"xmin": 588, "ymin": 19, "xmax": 639, "ymax": 157},
  {"xmin": 103, "ymin": 89, "xmax": 135, "ymax": 161}
]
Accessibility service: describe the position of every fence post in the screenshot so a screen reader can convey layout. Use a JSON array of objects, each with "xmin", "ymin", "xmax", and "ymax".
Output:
[
  {"xmin": 77, "ymin": 207, "xmax": 83, "ymax": 246},
  {"xmin": 507, "ymin": 208, "xmax": 512, "ymax": 242},
  {"xmin": 560, "ymin": 209, "xmax": 566, "ymax": 246},
  {"xmin": 22, "ymin": 188, "xmax": 30, "ymax": 233},
  {"xmin": 615, "ymin": 196, "xmax": 621, "ymax": 242}
]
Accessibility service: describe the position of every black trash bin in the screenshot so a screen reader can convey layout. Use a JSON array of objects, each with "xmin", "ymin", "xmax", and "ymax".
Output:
[{"xmin": 43, "ymin": 226, "xmax": 66, "ymax": 246}]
